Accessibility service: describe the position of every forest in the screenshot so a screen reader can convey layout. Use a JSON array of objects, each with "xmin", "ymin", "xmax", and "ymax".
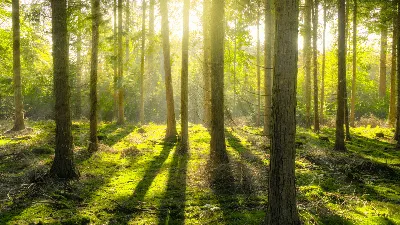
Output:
[{"xmin": 0, "ymin": 0, "xmax": 400, "ymax": 224}]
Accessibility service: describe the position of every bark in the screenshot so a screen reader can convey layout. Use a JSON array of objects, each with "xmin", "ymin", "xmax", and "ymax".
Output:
[
  {"xmin": 181, "ymin": 0, "xmax": 190, "ymax": 150},
  {"xmin": 267, "ymin": 0, "xmax": 300, "ymax": 223},
  {"xmin": 75, "ymin": 1, "xmax": 82, "ymax": 119},
  {"xmin": 88, "ymin": 0, "xmax": 100, "ymax": 153},
  {"xmin": 390, "ymin": 13, "xmax": 398, "ymax": 126},
  {"xmin": 320, "ymin": 0, "xmax": 326, "ymax": 125},
  {"xmin": 203, "ymin": 0, "xmax": 211, "ymax": 128},
  {"xmin": 233, "ymin": 18, "xmax": 237, "ymax": 115},
  {"xmin": 395, "ymin": 1, "xmax": 400, "ymax": 143},
  {"xmin": 12, "ymin": 0, "xmax": 25, "ymax": 131},
  {"xmin": 345, "ymin": 83, "xmax": 351, "ymax": 140},
  {"xmin": 210, "ymin": 0, "xmax": 228, "ymax": 163},
  {"xmin": 149, "ymin": 0, "xmax": 154, "ymax": 68},
  {"xmin": 304, "ymin": 0, "xmax": 312, "ymax": 128},
  {"xmin": 263, "ymin": 0, "xmax": 272, "ymax": 137},
  {"xmin": 350, "ymin": 0, "xmax": 357, "ymax": 127},
  {"xmin": 140, "ymin": 0, "xmax": 146, "ymax": 124},
  {"xmin": 335, "ymin": 0, "xmax": 347, "ymax": 151},
  {"xmin": 117, "ymin": 0, "xmax": 124, "ymax": 125},
  {"xmin": 380, "ymin": 25, "xmax": 388, "ymax": 98},
  {"xmin": 49, "ymin": 0, "xmax": 79, "ymax": 179},
  {"xmin": 312, "ymin": 0, "xmax": 319, "ymax": 132},
  {"xmin": 160, "ymin": 0, "xmax": 177, "ymax": 139},
  {"xmin": 113, "ymin": 0, "xmax": 118, "ymax": 121},
  {"xmin": 257, "ymin": 5, "xmax": 261, "ymax": 127}
]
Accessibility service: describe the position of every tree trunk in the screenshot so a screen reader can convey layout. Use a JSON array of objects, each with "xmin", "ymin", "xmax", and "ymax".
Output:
[
  {"xmin": 345, "ymin": 83, "xmax": 351, "ymax": 140},
  {"xmin": 12, "ymin": 0, "xmax": 25, "ymax": 131},
  {"xmin": 263, "ymin": 0, "xmax": 272, "ymax": 137},
  {"xmin": 312, "ymin": 0, "xmax": 319, "ymax": 132},
  {"xmin": 320, "ymin": 0, "xmax": 326, "ymax": 125},
  {"xmin": 395, "ymin": 1, "xmax": 400, "ymax": 143},
  {"xmin": 267, "ymin": 0, "xmax": 301, "ymax": 223},
  {"xmin": 350, "ymin": 0, "xmax": 357, "ymax": 127},
  {"xmin": 181, "ymin": 0, "xmax": 190, "ymax": 150},
  {"xmin": 117, "ymin": 0, "xmax": 124, "ymax": 125},
  {"xmin": 380, "ymin": 25, "xmax": 388, "ymax": 98},
  {"xmin": 203, "ymin": 0, "xmax": 211, "ymax": 128},
  {"xmin": 88, "ymin": 0, "xmax": 100, "ymax": 153},
  {"xmin": 210, "ymin": 0, "xmax": 228, "ymax": 163},
  {"xmin": 257, "ymin": 5, "xmax": 261, "ymax": 127},
  {"xmin": 160, "ymin": 0, "xmax": 177, "ymax": 139},
  {"xmin": 304, "ymin": 0, "xmax": 312, "ymax": 128},
  {"xmin": 390, "ymin": 12, "xmax": 398, "ymax": 126},
  {"xmin": 113, "ymin": 0, "xmax": 118, "ymax": 121},
  {"xmin": 140, "ymin": 0, "xmax": 146, "ymax": 124},
  {"xmin": 335, "ymin": 0, "xmax": 347, "ymax": 152},
  {"xmin": 75, "ymin": 1, "xmax": 82, "ymax": 119},
  {"xmin": 49, "ymin": 0, "xmax": 79, "ymax": 179}
]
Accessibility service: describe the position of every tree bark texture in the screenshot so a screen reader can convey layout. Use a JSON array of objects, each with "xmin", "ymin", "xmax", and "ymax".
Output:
[
  {"xmin": 380, "ymin": 26, "xmax": 388, "ymax": 98},
  {"xmin": 395, "ymin": 1, "xmax": 400, "ymax": 143},
  {"xmin": 350, "ymin": 0, "xmax": 357, "ymax": 127},
  {"xmin": 257, "ymin": 6, "xmax": 261, "ymax": 127},
  {"xmin": 263, "ymin": 0, "xmax": 272, "ymax": 137},
  {"xmin": 161, "ymin": 0, "xmax": 177, "ymax": 139},
  {"xmin": 49, "ymin": 0, "xmax": 79, "ymax": 179},
  {"xmin": 113, "ymin": 0, "xmax": 118, "ymax": 121},
  {"xmin": 312, "ymin": 0, "xmax": 319, "ymax": 132},
  {"xmin": 390, "ymin": 13, "xmax": 398, "ymax": 126},
  {"xmin": 203, "ymin": 0, "xmax": 212, "ymax": 128},
  {"xmin": 267, "ymin": 0, "xmax": 301, "ymax": 223},
  {"xmin": 181, "ymin": 0, "xmax": 190, "ymax": 150},
  {"xmin": 304, "ymin": 0, "xmax": 312, "ymax": 128},
  {"xmin": 320, "ymin": 0, "xmax": 326, "ymax": 125}
]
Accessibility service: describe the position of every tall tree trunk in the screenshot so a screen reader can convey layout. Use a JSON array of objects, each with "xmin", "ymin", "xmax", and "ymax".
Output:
[
  {"xmin": 263, "ymin": 0, "xmax": 272, "ymax": 137},
  {"xmin": 312, "ymin": 0, "xmax": 319, "ymax": 132},
  {"xmin": 88, "ymin": 0, "xmax": 100, "ymax": 153},
  {"xmin": 304, "ymin": 0, "xmax": 312, "ymax": 128},
  {"xmin": 117, "ymin": 0, "xmax": 124, "ymax": 124},
  {"xmin": 350, "ymin": 0, "xmax": 357, "ymax": 127},
  {"xmin": 75, "ymin": 0, "xmax": 82, "ymax": 119},
  {"xmin": 395, "ymin": 1, "xmax": 400, "ymax": 143},
  {"xmin": 181, "ymin": 0, "xmax": 190, "ymax": 150},
  {"xmin": 390, "ymin": 13, "xmax": 398, "ymax": 126},
  {"xmin": 267, "ymin": 0, "xmax": 300, "ymax": 223},
  {"xmin": 210, "ymin": 0, "xmax": 228, "ymax": 163},
  {"xmin": 160, "ymin": 0, "xmax": 177, "ymax": 139},
  {"xmin": 49, "ymin": 0, "xmax": 79, "ymax": 179},
  {"xmin": 233, "ymin": 18, "xmax": 237, "ymax": 116},
  {"xmin": 335, "ymin": 0, "xmax": 347, "ymax": 151},
  {"xmin": 320, "ymin": 0, "xmax": 326, "ymax": 125},
  {"xmin": 12, "ymin": 0, "xmax": 25, "ymax": 131},
  {"xmin": 344, "ymin": 0, "xmax": 351, "ymax": 140},
  {"xmin": 203, "ymin": 0, "xmax": 211, "ymax": 128},
  {"xmin": 148, "ymin": 0, "xmax": 154, "ymax": 71},
  {"xmin": 257, "ymin": 5, "xmax": 261, "ymax": 127},
  {"xmin": 140, "ymin": 0, "xmax": 146, "ymax": 124},
  {"xmin": 380, "ymin": 25, "xmax": 388, "ymax": 98},
  {"xmin": 113, "ymin": 0, "xmax": 118, "ymax": 121}
]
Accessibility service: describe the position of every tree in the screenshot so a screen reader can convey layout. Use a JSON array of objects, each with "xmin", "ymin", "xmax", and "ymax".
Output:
[
  {"xmin": 117, "ymin": 0, "xmax": 124, "ymax": 125},
  {"xmin": 390, "ymin": 5, "xmax": 398, "ymax": 126},
  {"xmin": 181, "ymin": 0, "xmax": 190, "ymax": 150},
  {"xmin": 304, "ymin": 0, "xmax": 312, "ymax": 128},
  {"xmin": 75, "ymin": 0, "xmax": 82, "ymax": 119},
  {"xmin": 350, "ymin": 0, "xmax": 357, "ymax": 127},
  {"xmin": 11, "ymin": 0, "xmax": 25, "ymax": 131},
  {"xmin": 88, "ymin": 0, "xmax": 100, "ymax": 153},
  {"xmin": 160, "ymin": 0, "xmax": 177, "ymax": 139},
  {"xmin": 140, "ymin": 0, "xmax": 145, "ymax": 124},
  {"xmin": 312, "ymin": 0, "xmax": 320, "ymax": 132},
  {"xmin": 210, "ymin": 0, "xmax": 228, "ymax": 163},
  {"xmin": 267, "ymin": 0, "xmax": 301, "ymax": 223},
  {"xmin": 379, "ymin": 6, "xmax": 388, "ymax": 98},
  {"xmin": 256, "ymin": 1, "xmax": 261, "ymax": 127},
  {"xmin": 395, "ymin": 1, "xmax": 400, "ymax": 143},
  {"xmin": 113, "ymin": 0, "xmax": 118, "ymax": 120},
  {"xmin": 320, "ymin": 0, "xmax": 327, "ymax": 125},
  {"xmin": 335, "ymin": 0, "xmax": 347, "ymax": 152},
  {"xmin": 49, "ymin": 0, "xmax": 79, "ymax": 179},
  {"xmin": 203, "ymin": 0, "xmax": 211, "ymax": 128},
  {"xmin": 263, "ymin": 0, "xmax": 272, "ymax": 136}
]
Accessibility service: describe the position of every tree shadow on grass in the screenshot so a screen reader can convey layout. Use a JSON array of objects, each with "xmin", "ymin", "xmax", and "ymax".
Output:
[
  {"xmin": 157, "ymin": 143, "xmax": 188, "ymax": 224},
  {"xmin": 98, "ymin": 123, "xmax": 136, "ymax": 147},
  {"xmin": 106, "ymin": 139, "xmax": 176, "ymax": 224}
]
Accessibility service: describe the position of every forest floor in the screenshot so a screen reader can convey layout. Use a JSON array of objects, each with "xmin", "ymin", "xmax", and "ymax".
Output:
[{"xmin": 0, "ymin": 120, "xmax": 399, "ymax": 225}]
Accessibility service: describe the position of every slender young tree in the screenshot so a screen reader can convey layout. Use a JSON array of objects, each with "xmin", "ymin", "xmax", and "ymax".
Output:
[
  {"xmin": 263, "ymin": 0, "xmax": 272, "ymax": 136},
  {"xmin": 350, "ymin": 0, "xmax": 357, "ymax": 127},
  {"xmin": 117, "ymin": 0, "xmax": 124, "ymax": 124},
  {"xmin": 11, "ymin": 0, "xmax": 25, "ymax": 131},
  {"xmin": 390, "ymin": 10, "xmax": 398, "ymax": 126},
  {"xmin": 304, "ymin": 0, "xmax": 312, "ymax": 128},
  {"xmin": 267, "ymin": 0, "xmax": 301, "ymax": 223},
  {"xmin": 75, "ymin": 0, "xmax": 82, "ymax": 119},
  {"xmin": 256, "ymin": 2, "xmax": 261, "ymax": 127},
  {"xmin": 379, "ymin": 20, "xmax": 388, "ymax": 98},
  {"xmin": 181, "ymin": 0, "xmax": 190, "ymax": 150},
  {"xmin": 113, "ymin": 0, "xmax": 118, "ymax": 120},
  {"xmin": 210, "ymin": 0, "xmax": 228, "ymax": 163},
  {"xmin": 395, "ymin": 1, "xmax": 400, "ymax": 143},
  {"xmin": 320, "ymin": 0, "xmax": 326, "ymax": 125},
  {"xmin": 49, "ymin": 0, "xmax": 79, "ymax": 179},
  {"xmin": 335, "ymin": 0, "xmax": 347, "ymax": 151},
  {"xmin": 88, "ymin": 0, "xmax": 100, "ymax": 153},
  {"xmin": 312, "ymin": 0, "xmax": 319, "ymax": 132},
  {"xmin": 140, "ymin": 0, "xmax": 146, "ymax": 124},
  {"xmin": 202, "ymin": 0, "xmax": 212, "ymax": 128},
  {"xmin": 160, "ymin": 0, "xmax": 177, "ymax": 139}
]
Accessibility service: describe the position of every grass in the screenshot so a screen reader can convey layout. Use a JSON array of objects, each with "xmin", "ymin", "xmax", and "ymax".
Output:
[{"xmin": 0, "ymin": 120, "xmax": 399, "ymax": 224}]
